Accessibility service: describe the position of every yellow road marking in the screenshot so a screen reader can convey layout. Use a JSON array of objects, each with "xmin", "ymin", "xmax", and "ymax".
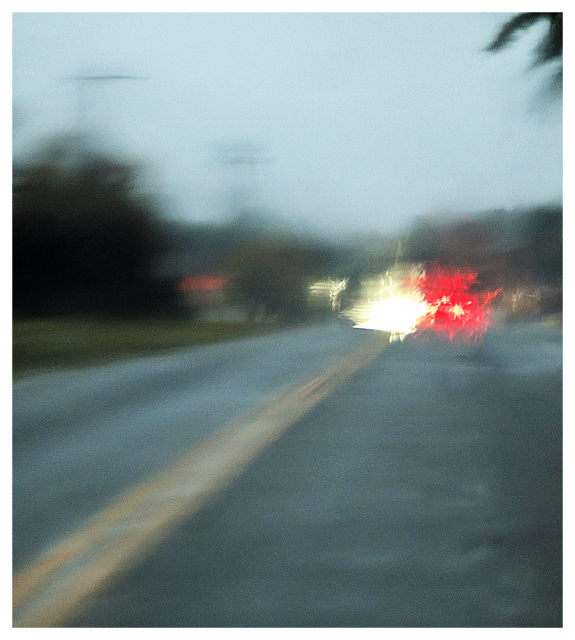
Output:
[{"xmin": 13, "ymin": 334, "xmax": 387, "ymax": 627}]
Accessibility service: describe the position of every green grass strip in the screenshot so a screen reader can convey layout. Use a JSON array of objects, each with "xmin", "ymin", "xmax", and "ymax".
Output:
[{"xmin": 13, "ymin": 318, "xmax": 283, "ymax": 379}]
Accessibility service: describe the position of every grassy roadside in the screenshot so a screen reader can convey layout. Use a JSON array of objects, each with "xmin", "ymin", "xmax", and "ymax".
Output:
[{"xmin": 13, "ymin": 317, "xmax": 286, "ymax": 380}]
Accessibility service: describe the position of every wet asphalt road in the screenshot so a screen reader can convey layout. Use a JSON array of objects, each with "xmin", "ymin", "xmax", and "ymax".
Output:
[
  {"xmin": 63, "ymin": 322, "xmax": 562, "ymax": 627},
  {"xmin": 13, "ymin": 322, "xmax": 372, "ymax": 572}
]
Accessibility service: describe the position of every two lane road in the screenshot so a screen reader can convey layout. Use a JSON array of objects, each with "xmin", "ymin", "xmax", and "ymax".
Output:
[{"xmin": 14, "ymin": 321, "xmax": 562, "ymax": 627}]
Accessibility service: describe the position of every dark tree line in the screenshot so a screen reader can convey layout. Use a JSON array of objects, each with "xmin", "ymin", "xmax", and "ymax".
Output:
[
  {"xmin": 404, "ymin": 205, "xmax": 562, "ymax": 291},
  {"xmin": 13, "ymin": 136, "xmax": 347, "ymax": 323},
  {"xmin": 13, "ymin": 137, "xmax": 175, "ymax": 318},
  {"xmin": 229, "ymin": 239, "xmax": 344, "ymax": 323}
]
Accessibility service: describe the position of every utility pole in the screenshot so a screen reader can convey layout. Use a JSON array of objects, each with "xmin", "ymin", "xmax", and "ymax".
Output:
[
  {"xmin": 218, "ymin": 141, "xmax": 272, "ymax": 219},
  {"xmin": 69, "ymin": 74, "xmax": 144, "ymax": 161},
  {"xmin": 394, "ymin": 238, "xmax": 403, "ymax": 265}
]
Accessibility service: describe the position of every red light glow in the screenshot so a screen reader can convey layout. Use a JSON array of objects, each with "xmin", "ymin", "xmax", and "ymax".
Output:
[{"xmin": 415, "ymin": 267, "xmax": 501, "ymax": 342}]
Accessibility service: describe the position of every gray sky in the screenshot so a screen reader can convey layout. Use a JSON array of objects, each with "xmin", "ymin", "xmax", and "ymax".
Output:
[{"xmin": 12, "ymin": 10, "xmax": 563, "ymax": 237}]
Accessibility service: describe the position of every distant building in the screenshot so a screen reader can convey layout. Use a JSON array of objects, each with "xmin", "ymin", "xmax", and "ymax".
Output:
[
  {"xmin": 177, "ymin": 273, "xmax": 229, "ymax": 311},
  {"xmin": 176, "ymin": 274, "xmax": 249, "ymax": 322}
]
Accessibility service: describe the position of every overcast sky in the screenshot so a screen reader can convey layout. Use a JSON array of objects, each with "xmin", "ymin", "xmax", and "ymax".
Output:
[{"xmin": 12, "ymin": 9, "xmax": 563, "ymax": 237}]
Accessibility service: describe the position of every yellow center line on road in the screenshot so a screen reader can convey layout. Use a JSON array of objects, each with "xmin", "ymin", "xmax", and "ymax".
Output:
[{"xmin": 13, "ymin": 333, "xmax": 388, "ymax": 628}]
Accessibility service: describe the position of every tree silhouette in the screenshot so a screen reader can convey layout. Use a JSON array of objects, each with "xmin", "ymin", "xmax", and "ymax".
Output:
[
  {"xmin": 13, "ymin": 135, "xmax": 174, "ymax": 317},
  {"xmin": 485, "ymin": 12, "xmax": 562, "ymax": 94}
]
